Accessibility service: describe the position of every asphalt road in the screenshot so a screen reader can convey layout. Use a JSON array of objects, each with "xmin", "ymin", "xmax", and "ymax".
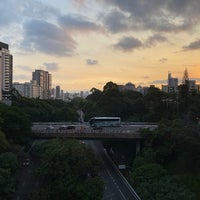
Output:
[
  {"xmin": 13, "ymin": 140, "xmax": 44, "ymax": 200},
  {"xmin": 85, "ymin": 140, "xmax": 141, "ymax": 200},
  {"xmin": 13, "ymin": 139, "xmax": 140, "ymax": 200}
]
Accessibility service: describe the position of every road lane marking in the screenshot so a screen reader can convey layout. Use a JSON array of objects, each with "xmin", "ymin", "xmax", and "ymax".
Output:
[{"xmin": 119, "ymin": 189, "xmax": 126, "ymax": 200}]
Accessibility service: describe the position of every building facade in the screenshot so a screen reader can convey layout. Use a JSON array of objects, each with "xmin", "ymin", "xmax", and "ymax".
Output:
[
  {"xmin": 0, "ymin": 42, "xmax": 13, "ymax": 101},
  {"xmin": 55, "ymin": 85, "xmax": 61, "ymax": 99},
  {"xmin": 162, "ymin": 73, "xmax": 178, "ymax": 93},
  {"xmin": 32, "ymin": 69, "xmax": 52, "ymax": 99}
]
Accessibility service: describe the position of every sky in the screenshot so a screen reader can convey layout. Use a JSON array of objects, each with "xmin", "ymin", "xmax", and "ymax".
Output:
[{"xmin": 1, "ymin": 0, "xmax": 200, "ymax": 92}]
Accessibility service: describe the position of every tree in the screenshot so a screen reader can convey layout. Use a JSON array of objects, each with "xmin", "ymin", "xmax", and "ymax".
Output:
[
  {"xmin": 35, "ymin": 139, "xmax": 103, "ymax": 199},
  {"xmin": 2, "ymin": 107, "xmax": 31, "ymax": 144},
  {"xmin": 103, "ymin": 81, "xmax": 118, "ymax": 92},
  {"xmin": 143, "ymin": 87, "xmax": 167, "ymax": 121},
  {"xmin": 0, "ymin": 168, "xmax": 17, "ymax": 199},
  {"xmin": 0, "ymin": 152, "xmax": 18, "ymax": 174},
  {"xmin": 0, "ymin": 131, "xmax": 8, "ymax": 153}
]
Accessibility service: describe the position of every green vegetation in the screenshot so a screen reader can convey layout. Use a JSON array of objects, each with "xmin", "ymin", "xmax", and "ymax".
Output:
[
  {"xmin": 127, "ymin": 119, "xmax": 200, "ymax": 200},
  {"xmin": 0, "ymin": 151, "xmax": 18, "ymax": 199},
  {"xmin": 33, "ymin": 139, "xmax": 103, "ymax": 200},
  {"xmin": 0, "ymin": 81, "xmax": 200, "ymax": 199}
]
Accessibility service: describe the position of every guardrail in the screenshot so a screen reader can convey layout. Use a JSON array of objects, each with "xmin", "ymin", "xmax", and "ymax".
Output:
[{"xmin": 32, "ymin": 125, "xmax": 157, "ymax": 139}]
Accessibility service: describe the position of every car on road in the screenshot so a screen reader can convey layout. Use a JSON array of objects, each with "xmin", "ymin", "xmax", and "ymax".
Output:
[
  {"xmin": 66, "ymin": 125, "xmax": 76, "ymax": 130},
  {"xmin": 23, "ymin": 158, "xmax": 30, "ymax": 166},
  {"xmin": 46, "ymin": 125, "xmax": 54, "ymax": 130},
  {"xmin": 58, "ymin": 125, "xmax": 68, "ymax": 131}
]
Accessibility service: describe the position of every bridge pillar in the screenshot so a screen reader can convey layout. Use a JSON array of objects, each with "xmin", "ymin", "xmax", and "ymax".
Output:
[{"xmin": 135, "ymin": 140, "xmax": 140, "ymax": 155}]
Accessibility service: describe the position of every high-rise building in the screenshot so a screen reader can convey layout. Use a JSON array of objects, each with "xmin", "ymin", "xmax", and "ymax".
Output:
[
  {"xmin": 56, "ymin": 85, "xmax": 60, "ymax": 99},
  {"xmin": 30, "ymin": 80, "xmax": 43, "ymax": 98},
  {"xmin": 32, "ymin": 69, "xmax": 52, "ymax": 99},
  {"xmin": 0, "ymin": 42, "xmax": 13, "ymax": 101},
  {"xmin": 13, "ymin": 82, "xmax": 30, "ymax": 97},
  {"xmin": 168, "ymin": 73, "xmax": 178, "ymax": 93}
]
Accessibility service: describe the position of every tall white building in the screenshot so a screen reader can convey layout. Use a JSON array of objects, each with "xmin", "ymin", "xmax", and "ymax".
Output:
[
  {"xmin": 168, "ymin": 73, "xmax": 178, "ymax": 93},
  {"xmin": 30, "ymin": 80, "xmax": 43, "ymax": 98},
  {"xmin": 0, "ymin": 42, "xmax": 13, "ymax": 101},
  {"xmin": 162, "ymin": 73, "xmax": 178, "ymax": 93}
]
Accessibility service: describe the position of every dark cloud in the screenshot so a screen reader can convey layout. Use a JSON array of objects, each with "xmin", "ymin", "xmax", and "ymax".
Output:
[
  {"xmin": 86, "ymin": 59, "xmax": 98, "ymax": 65},
  {"xmin": 43, "ymin": 62, "xmax": 59, "ymax": 71},
  {"xmin": 183, "ymin": 39, "xmax": 200, "ymax": 51},
  {"xmin": 21, "ymin": 19, "xmax": 76, "ymax": 56},
  {"xmin": 145, "ymin": 34, "xmax": 168, "ymax": 47},
  {"xmin": 101, "ymin": 9, "xmax": 131, "ymax": 33},
  {"xmin": 113, "ymin": 36, "xmax": 143, "ymax": 52},
  {"xmin": 59, "ymin": 14, "xmax": 103, "ymax": 33},
  {"xmin": 101, "ymin": 0, "xmax": 199, "ymax": 33}
]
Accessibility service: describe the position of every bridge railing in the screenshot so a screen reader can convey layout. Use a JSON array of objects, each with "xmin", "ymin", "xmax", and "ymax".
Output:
[{"xmin": 31, "ymin": 125, "xmax": 157, "ymax": 139}]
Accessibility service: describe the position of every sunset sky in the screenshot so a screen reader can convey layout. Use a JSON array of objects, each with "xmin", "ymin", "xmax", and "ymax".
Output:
[{"xmin": 1, "ymin": 0, "xmax": 200, "ymax": 92}]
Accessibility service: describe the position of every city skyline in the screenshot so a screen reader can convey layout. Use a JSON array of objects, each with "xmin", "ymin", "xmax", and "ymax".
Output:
[{"xmin": 1, "ymin": 0, "xmax": 200, "ymax": 92}]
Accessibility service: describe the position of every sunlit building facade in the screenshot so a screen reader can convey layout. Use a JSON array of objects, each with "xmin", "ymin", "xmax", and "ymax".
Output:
[{"xmin": 32, "ymin": 69, "xmax": 52, "ymax": 99}]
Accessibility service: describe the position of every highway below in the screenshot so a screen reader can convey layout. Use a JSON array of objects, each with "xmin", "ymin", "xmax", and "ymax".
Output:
[
  {"xmin": 13, "ymin": 139, "xmax": 141, "ymax": 200},
  {"xmin": 85, "ymin": 140, "xmax": 141, "ymax": 200}
]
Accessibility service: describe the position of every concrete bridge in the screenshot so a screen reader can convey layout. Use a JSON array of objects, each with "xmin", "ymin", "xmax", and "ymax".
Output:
[
  {"xmin": 32, "ymin": 122, "xmax": 158, "ymax": 154},
  {"xmin": 32, "ymin": 122, "xmax": 158, "ymax": 140}
]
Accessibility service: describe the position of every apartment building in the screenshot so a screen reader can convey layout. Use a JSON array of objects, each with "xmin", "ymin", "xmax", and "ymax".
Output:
[
  {"xmin": 0, "ymin": 42, "xmax": 13, "ymax": 101},
  {"xmin": 32, "ymin": 69, "xmax": 52, "ymax": 99}
]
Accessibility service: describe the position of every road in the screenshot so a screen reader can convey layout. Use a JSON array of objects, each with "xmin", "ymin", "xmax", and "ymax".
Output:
[
  {"xmin": 13, "ymin": 140, "xmax": 44, "ymax": 200},
  {"xmin": 13, "ymin": 139, "xmax": 140, "ymax": 200},
  {"xmin": 85, "ymin": 140, "xmax": 141, "ymax": 200}
]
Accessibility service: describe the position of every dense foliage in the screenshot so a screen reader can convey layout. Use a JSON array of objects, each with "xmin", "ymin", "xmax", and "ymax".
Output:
[
  {"xmin": 0, "ymin": 81, "xmax": 200, "ymax": 199},
  {"xmin": 0, "ymin": 151, "xmax": 18, "ymax": 199},
  {"xmin": 128, "ymin": 119, "xmax": 200, "ymax": 200},
  {"xmin": 33, "ymin": 139, "xmax": 103, "ymax": 200},
  {"xmin": 7, "ymin": 81, "xmax": 200, "ymax": 125}
]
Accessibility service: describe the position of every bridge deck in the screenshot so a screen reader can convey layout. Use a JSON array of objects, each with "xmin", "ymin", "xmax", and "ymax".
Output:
[{"xmin": 32, "ymin": 124, "xmax": 157, "ymax": 139}]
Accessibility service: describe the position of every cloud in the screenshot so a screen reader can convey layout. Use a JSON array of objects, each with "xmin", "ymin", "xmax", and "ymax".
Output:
[
  {"xmin": 21, "ymin": 19, "xmax": 77, "ymax": 56},
  {"xmin": 43, "ymin": 62, "xmax": 59, "ymax": 71},
  {"xmin": 0, "ymin": 0, "xmax": 59, "ymax": 28},
  {"xmin": 145, "ymin": 34, "xmax": 168, "ymax": 47},
  {"xmin": 0, "ymin": 1, "xmax": 20, "ymax": 27},
  {"xmin": 86, "ymin": 59, "xmax": 98, "ymax": 65},
  {"xmin": 142, "ymin": 76, "xmax": 150, "ymax": 79},
  {"xmin": 58, "ymin": 14, "xmax": 104, "ymax": 34},
  {"xmin": 151, "ymin": 79, "xmax": 167, "ymax": 84},
  {"xmin": 101, "ymin": 9, "xmax": 131, "ymax": 33},
  {"xmin": 101, "ymin": 0, "xmax": 199, "ymax": 33},
  {"xmin": 22, "ymin": 0, "xmax": 60, "ymax": 20},
  {"xmin": 159, "ymin": 58, "xmax": 168, "ymax": 63},
  {"xmin": 72, "ymin": 0, "xmax": 86, "ymax": 6},
  {"xmin": 113, "ymin": 36, "xmax": 143, "ymax": 52},
  {"xmin": 183, "ymin": 39, "xmax": 200, "ymax": 51}
]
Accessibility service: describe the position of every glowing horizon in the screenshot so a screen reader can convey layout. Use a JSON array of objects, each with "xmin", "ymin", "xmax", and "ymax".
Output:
[{"xmin": 1, "ymin": 0, "xmax": 200, "ymax": 92}]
